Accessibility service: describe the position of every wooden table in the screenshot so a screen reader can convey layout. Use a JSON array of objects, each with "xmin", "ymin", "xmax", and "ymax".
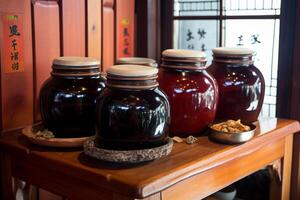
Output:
[{"xmin": 1, "ymin": 118, "xmax": 300, "ymax": 200}]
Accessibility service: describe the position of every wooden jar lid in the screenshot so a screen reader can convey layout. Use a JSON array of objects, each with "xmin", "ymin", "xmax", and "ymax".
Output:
[
  {"xmin": 107, "ymin": 65, "xmax": 158, "ymax": 78},
  {"xmin": 116, "ymin": 57, "xmax": 157, "ymax": 67},
  {"xmin": 212, "ymin": 47, "xmax": 255, "ymax": 65},
  {"xmin": 162, "ymin": 49, "xmax": 206, "ymax": 59},
  {"xmin": 212, "ymin": 47, "xmax": 255, "ymax": 56},
  {"xmin": 161, "ymin": 49, "xmax": 207, "ymax": 70},
  {"xmin": 52, "ymin": 57, "xmax": 101, "ymax": 77},
  {"xmin": 53, "ymin": 56, "xmax": 100, "ymax": 67},
  {"xmin": 107, "ymin": 65, "xmax": 158, "ymax": 89}
]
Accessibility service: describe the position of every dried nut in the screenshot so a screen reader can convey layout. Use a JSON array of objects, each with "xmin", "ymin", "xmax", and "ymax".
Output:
[
  {"xmin": 172, "ymin": 136, "xmax": 184, "ymax": 143},
  {"xmin": 186, "ymin": 136, "xmax": 198, "ymax": 144}
]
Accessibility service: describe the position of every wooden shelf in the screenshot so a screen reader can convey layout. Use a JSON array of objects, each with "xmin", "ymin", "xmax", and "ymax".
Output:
[{"xmin": 1, "ymin": 118, "xmax": 300, "ymax": 200}]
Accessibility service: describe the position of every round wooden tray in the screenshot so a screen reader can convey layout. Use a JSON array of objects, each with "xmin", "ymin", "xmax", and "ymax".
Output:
[
  {"xmin": 21, "ymin": 123, "xmax": 94, "ymax": 148},
  {"xmin": 84, "ymin": 138, "xmax": 173, "ymax": 163}
]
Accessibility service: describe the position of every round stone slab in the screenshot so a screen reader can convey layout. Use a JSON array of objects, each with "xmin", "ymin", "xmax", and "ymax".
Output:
[{"xmin": 84, "ymin": 138, "xmax": 173, "ymax": 163}]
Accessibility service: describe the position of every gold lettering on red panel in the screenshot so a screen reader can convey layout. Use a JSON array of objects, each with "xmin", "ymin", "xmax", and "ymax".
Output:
[
  {"xmin": 118, "ymin": 18, "xmax": 133, "ymax": 57},
  {"xmin": 2, "ymin": 13, "xmax": 24, "ymax": 73}
]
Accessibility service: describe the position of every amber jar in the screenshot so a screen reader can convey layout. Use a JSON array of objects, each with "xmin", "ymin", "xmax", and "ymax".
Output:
[
  {"xmin": 39, "ymin": 57, "xmax": 106, "ymax": 138},
  {"xmin": 95, "ymin": 65, "xmax": 170, "ymax": 150},
  {"xmin": 158, "ymin": 49, "xmax": 218, "ymax": 137},
  {"xmin": 208, "ymin": 47, "xmax": 265, "ymax": 122},
  {"xmin": 116, "ymin": 57, "xmax": 158, "ymax": 67}
]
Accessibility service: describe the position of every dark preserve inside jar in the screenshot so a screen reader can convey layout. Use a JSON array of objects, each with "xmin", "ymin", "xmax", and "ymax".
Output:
[
  {"xmin": 158, "ymin": 49, "xmax": 218, "ymax": 137},
  {"xmin": 208, "ymin": 47, "xmax": 265, "ymax": 122},
  {"xmin": 95, "ymin": 65, "xmax": 170, "ymax": 150},
  {"xmin": 39, "ymin": 57, "xmax": 105, "ymax": 138}
]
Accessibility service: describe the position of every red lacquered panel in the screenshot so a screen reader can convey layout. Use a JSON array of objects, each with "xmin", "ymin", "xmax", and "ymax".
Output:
[
  {"xmin": 102, "ymin": 0, "xmax": 115, "ymax": 72},
  {"xmin": 0, "ymin": 0, "xmax": 33, "ymax": 131},
  {"xmin": 32, "ymin": 0, "xmax": 60, "ymax": 121},
  {"xmin": 61, "ymin": 0, "xmax": 85, "ymax": 56},
  {"xmin": 87, "ymin": 0, "xmax": 102, "ymax": 60}
]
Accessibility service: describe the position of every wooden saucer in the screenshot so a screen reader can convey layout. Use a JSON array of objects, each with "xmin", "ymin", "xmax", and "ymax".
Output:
[
  {"xmin": 84, "ymin": 138, "xmax": 173, "ymax": 163},
  {"xmin": 21, "ymin": 123, "xmax": 94, "ymax": 148}
]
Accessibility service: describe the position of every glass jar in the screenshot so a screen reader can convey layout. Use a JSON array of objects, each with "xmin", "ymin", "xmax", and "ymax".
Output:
[
  {"xmin": 116, "ymin": 57, "xmax": 158, "ymax": 67},
  {"xmin": 95, "ymin": 65, "xmax": 170, "ymax": 150},
  {"xmin": 39, "ymin": 57, "xmax": 106, "ymax": 138},
  {"xmin": 158, "ymin": 49, "xmax": 218, "ymax": 137},
  {"xmin": 208, "ymin": 47, "xmax": 265, "ymax": 122}
]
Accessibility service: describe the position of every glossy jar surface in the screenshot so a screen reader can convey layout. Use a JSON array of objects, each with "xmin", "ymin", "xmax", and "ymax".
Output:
[
  {"xmin": 158, "ymin": 49, "xmax": 218, "ymax": 137},
  {"xmin": 95, "ymin": 65, "xmax": 170, "ymax": 150},
  {"xmin": 39, "ymin": 57, "xmax": 105, "ymax": 138},
  {"xmin": 208, "ymin": 48, "xmax": 265, "ymax": 122}
]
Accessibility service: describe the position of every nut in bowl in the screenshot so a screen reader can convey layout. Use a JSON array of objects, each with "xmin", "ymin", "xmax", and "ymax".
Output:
[{"xmin": 208, "ymin": 119, "xmax": 256, "ymax": 144}]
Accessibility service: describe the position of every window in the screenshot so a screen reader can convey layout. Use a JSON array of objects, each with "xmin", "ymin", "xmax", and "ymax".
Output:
[{"xmin": 172, "ymin": 0, "xmax": 281, "ymax": 117}]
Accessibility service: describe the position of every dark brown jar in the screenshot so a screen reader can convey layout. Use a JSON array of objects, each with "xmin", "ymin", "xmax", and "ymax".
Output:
[
  {"xmin": 208, "ymin": 47, "xmax": 265, "ymax": 122},
  {"xmin": 116, "ymin": 57, "xmax": 158, "ymax": 67},
  {"xmin": 158, "ymin": 49, "xmax": 219, "ymax": 137},
  {"xmin": 95, "ymin": 65, "xmax": 170, "ymax": 150},
  {"xmin": 39, "ymin": 57, "xmax": 106, "ymax": 138}
]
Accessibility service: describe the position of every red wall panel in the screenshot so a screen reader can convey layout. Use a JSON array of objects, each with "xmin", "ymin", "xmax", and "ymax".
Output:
[
  {"xmin": 0, "ymin": 0, "xmax": 33, "ymax": 131},
  {"xmin": 61, "ymin": 0, "xmax": 85, "ymax": 56},
  {"xmin": 102, "ymin": 0, "xmax": 115, "ymax": 72},
  {"xmin": 32, "ymin": 0, "xmax": 60, "ymax": 121},
  {"xmin": 87, "ymin": 0, "xmax": 102, "ymax": 61}
]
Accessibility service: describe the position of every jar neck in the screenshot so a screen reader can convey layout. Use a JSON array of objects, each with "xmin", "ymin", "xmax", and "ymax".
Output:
[
  {"xmin": 160, "ymin": 56, "xmax": 207, "ymax": 70},
  {"xmin": 212, "ymin": 55, "xmax": 254, "ymax": 66}
]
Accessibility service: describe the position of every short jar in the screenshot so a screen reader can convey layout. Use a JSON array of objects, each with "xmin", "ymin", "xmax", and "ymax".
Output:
[
  {"xmin": 158, "ymin": 49, "xmax": 219, "ymax": 137},
  {"xmin": 95, "ymin": 65, "xmax": 170, "ymax": 150},
  {"xmin": 208, "ymin": 47, "xmax": 265, "ymax": 122},
  {"xmin": 39, "ymin": 57, "xmax": 106, "ymax": 138},
  {"xmin": 116, "ymin": 57, "xmax": 158, "ymax": 67}
]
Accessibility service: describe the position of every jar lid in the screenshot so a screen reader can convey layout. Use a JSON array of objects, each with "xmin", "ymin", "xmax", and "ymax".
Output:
[
  {"xmin": 162, "ymin": 49, "xmax": 206, "ymax": 58},
  {"xmin": 52, "ymin": 56, "xmax": 101, "ymax": 77},
  {"xmin": 212, "ymin": 47, "xmax": 255, "ymax": 56},
  {"xmin": 107, "ymin": 65, "xmax": 158, "ymax": 89},
  {"xmin": 107, "ymin": 65, "xmax": 158, "ymax": 77},
  {"xmin": 53, "ymin": 56, "xmax": 100, "ymax": 67},
  {"xmin": 116, "ymin": 57, "xmax": 157, "ymax": 67}
]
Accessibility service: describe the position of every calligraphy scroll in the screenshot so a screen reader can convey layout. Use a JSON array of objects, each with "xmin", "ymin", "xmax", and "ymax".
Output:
[{"xmin": 2, "ymin": 13, "xmax": 24, "ymax": 73}]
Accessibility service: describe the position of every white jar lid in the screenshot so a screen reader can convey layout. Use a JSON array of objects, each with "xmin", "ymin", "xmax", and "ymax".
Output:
[
  {"xmin": 107, "ymin": 65, "xmax": 158, "ymax": 77},
  {"xmin": 162, "ymin": 49, "xmax": 206, "ymax": 58},
  {"xmin": 116, "ymin": 57, "xmax": 156, "ymax": 65},
  {"xmin": 53, "ymin": 56, "xmax": 100, "ymax": 66},
  {"xmin": 212, "ymin": 47, "xmax": 254, "ymax": 56}
]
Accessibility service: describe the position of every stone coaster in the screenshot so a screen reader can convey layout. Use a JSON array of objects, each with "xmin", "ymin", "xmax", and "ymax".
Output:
[{"xmin": 84, "ymin": 138, "xmax": 173, "ymax": 163}]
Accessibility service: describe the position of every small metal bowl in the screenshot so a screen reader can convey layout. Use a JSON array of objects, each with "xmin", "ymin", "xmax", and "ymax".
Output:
[{"xmin": 208, "ymin": 121, "xmax": 256, "ymax": 144}]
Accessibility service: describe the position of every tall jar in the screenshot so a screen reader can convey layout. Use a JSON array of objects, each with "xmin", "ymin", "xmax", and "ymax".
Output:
[
  {"xmin": 95, "ymin": 65, "xmax": 170, "ymax": 150},
  {"xmin": 116, "ymin": 57, "xmax": 158, "ymax": 67},
  {"xmin": 158, "ymin": 49, "xmax": 218, "ymax": 137},
  {"xmin": 208, "ymin": 47, "xmax": 265, "ymax": 122},
  {"xmin": 39, "ymin": 57, "xmax": 106, "ymax": 138}
]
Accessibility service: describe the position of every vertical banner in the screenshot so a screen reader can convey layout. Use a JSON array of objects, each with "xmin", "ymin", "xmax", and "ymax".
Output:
[
  {"xmin": 116, "ymin": 0, "xmax": 134, "ymax": 58},
  {"xmin": 2, "ymin": 13, "xmax": 24, "ymax": 73},
  {"xmin": 118, "ymin": 17, "xmax": 132, "ymax": 57}
]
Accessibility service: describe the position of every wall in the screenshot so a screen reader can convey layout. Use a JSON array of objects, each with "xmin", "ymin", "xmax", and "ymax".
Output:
[{"xmin": 0, "ymin": 0, "xmax": 135, "ymax": 199}]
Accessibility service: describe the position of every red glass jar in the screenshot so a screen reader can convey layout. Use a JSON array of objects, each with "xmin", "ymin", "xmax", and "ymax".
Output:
[
  {"xmin": 158, "ymin": 49, "xmax": 218, "ymax": 137},
  {"xmin": 208, "ymin": 47, "xmax": 265, "ymax": 122},
  {"xmin": 39, "ymin": 57, "xmax": 106, "ymax": 138}
]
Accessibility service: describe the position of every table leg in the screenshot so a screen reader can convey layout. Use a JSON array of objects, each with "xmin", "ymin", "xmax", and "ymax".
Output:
[
  {"xmin": 0, "ymin": 152, "xmax": 14, "ymax": 200},
  {"xmin": 282, "ymin": 134, "xmax": 293, "ymax": 200},
  {"xmin": 291, "ymin": 132, "xmax": 300, "ymax": 200}
]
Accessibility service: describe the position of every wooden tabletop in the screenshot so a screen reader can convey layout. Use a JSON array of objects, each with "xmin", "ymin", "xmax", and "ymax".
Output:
[{"xmin": 1, "ymin": 118, "xmax": 300, "ymax": 199}]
